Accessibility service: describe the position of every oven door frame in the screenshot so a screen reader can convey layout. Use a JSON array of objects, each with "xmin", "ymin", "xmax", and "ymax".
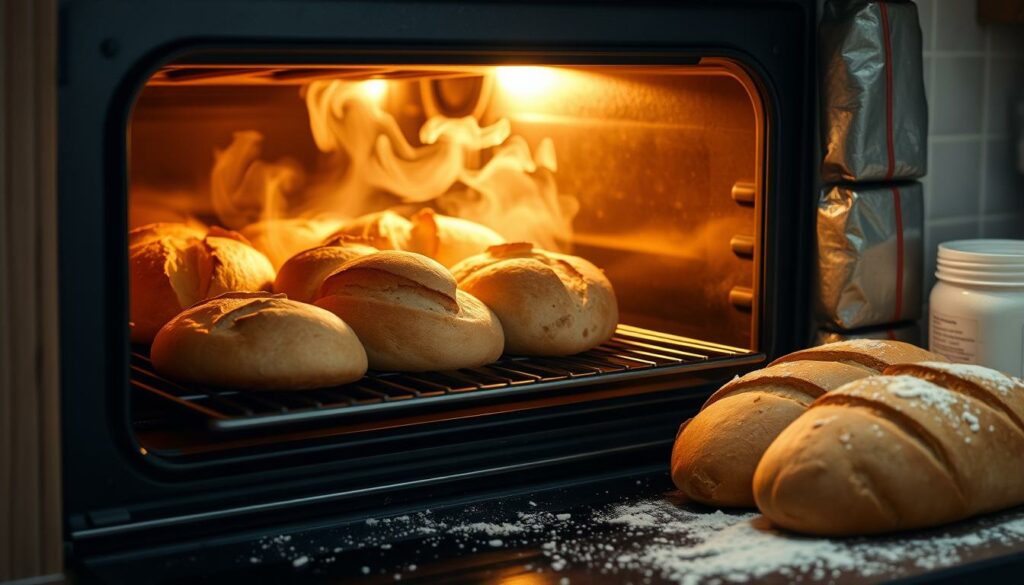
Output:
[{"xmin": 57, "ymin": 0, "xmax": 815, "ymax": 556}]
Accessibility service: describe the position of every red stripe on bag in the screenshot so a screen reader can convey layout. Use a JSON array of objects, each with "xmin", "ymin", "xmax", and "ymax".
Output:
[
  {"xmin": 891, "ymin": 186, "xmax": 904, "ymax": 322},
  {"xmin": 879, "ymin": 1, "xmax": 896, "ymax": 180}
]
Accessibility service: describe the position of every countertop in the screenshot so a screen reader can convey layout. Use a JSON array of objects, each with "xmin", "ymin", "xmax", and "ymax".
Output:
[{"xmin": 77, "ymin": 470, "xmax": 1024, "ymax": 584}]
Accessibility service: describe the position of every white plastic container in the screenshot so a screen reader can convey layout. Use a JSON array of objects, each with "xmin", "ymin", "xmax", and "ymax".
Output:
[{"xmin": 930, "ymin": 239, "xmax": 1024, "ymax": 377}]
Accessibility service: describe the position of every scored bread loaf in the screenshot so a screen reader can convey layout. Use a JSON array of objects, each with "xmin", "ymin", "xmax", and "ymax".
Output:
[
  {"xmin": 128, "ymin": 222, "xmax": 205, "ymax": 247},
  {"xmin": 670, "ymin": 339, "xmax": 947, "ymax": 508},
  {"xmin": 129, "ymin": 228, "xmax": 275, "ymax": 343},
  {"xmin": 151, "ymin": 292, "xmax": 367, "ymax": 390},
  {"xmin": 407, "ymin": 208, "xmax": 504, "ymax": 268},
  {"xmin": 753, "ymin": 362, "xmax": 1024, "ymax": 536},
  {"xmin": 450, "ymin": 243, "xmax": 618, "ymax": 356},
  {"xmin": 314, "ymin": 250, "xmax": 504, "ymax": 371},
  {"xmin": 769, "ymin": 338, "xmax": 947, "ymax": 372},
  {"xmin": 324, "ymin": 210, "xmax": 413, "ymax": 251},
  {"xmin": 273, "ymin": 239, "xmax": 378, "ymax": 303},
  {"xmin": 671, "ymin": 360, "xmax": 872, "ymax": 507}
]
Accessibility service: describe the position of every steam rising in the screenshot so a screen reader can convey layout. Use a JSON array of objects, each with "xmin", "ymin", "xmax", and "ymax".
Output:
[{"xmin": 210, "ymin": 77, "xmax": 579, "ymax": 266}]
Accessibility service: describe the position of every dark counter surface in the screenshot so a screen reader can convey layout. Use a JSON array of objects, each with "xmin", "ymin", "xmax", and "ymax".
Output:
[{"xmin": 77, "ymin": 470, "xmax": 1024, "ymax": 584}]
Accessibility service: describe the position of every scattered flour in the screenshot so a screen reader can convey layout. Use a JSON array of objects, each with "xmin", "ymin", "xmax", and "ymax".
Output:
[
  {"xmin": 243, "ymin": 488, "xmax": 1024, "ymax": 584},
  {"xmin": 915, "ymin": 361, "xmax": 1021, "ymax": 396},
  {"xmin": 812, "ymin": 415, "xmax": 838, "ymax": 428},
  {"xmin": 451, "ymin": 522, "xmax": 525, "ymax": 536},
  {"xmin": 585, "ymin": 498, "xmax": 1024, "ymax": 585}
]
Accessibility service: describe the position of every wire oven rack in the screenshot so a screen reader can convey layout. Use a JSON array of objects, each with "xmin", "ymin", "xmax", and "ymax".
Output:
[{"xmin": 130, "ymin": 325, "xmax": 763, "ymax": 432}]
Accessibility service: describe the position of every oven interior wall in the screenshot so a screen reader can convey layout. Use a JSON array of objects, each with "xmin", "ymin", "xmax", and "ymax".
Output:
[{"xmin": 130, "ymin": 65, "xmax": 760, "ymax": 349}]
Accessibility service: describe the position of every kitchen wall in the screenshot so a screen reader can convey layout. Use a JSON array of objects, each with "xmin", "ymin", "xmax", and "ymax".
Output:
[{"xmin": 916, "ymin": 0, "xmax": 1024, "ymax": 296}]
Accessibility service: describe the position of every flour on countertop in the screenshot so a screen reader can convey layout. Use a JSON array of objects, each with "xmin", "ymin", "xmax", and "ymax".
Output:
[{"xmin": 243, "ymin": 487, "xmax": 1024, "ymax": 584}]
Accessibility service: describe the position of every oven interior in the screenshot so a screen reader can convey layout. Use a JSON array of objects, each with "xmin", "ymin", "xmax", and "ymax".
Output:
[{"xmin": 126, "ymin": 59, "xmax": 767, "ymax": 465}]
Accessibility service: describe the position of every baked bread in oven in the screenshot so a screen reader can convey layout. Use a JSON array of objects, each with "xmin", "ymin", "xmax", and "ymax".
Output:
[
  {"xmin": 151, "ymin": 292, "xmax": 367, "ymax": 390},
  {"xmin": 325, "ymin": 209, "xmax": 503, "ymax": 269},
  {"xmin": 671, "ymin": 360, "xmax": 872, "ymax": 507},
  {"xmin": 407, "ymin": 208, "xmax": 503, "ymax": 268},
  {"xmin": 450, "ymin": 243, "xmax": 618, "ymax": 356},
  {"xmin": 129, "ymin": 228, "xmax": 276, "ymax": 344},
  {"xmin": 314, "ymin": 250, "xmax": 504, "ymax": 371},
  {"xmin": 753, "ymin": 362, "xmax": 1024, "ymax": 536},
  {"xmin": 128, "ymin": 222, "xmax": 205, "ymax": 247},
  {"xmin": 324, "ymin": 210, "xmax": 413, "ymax": 251},
  {"xmin": 273, "ymin": 239, "xmax": 378, "ymax": 304}
]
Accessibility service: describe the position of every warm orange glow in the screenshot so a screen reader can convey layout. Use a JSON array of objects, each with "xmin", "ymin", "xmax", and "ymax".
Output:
[
  {"xmin": 495, "ymin": 66, "xmax": 558, "ymax": 99},
  {"xmin": 359, "ymin": 79, "xmax": 388, "ymax": 102}
]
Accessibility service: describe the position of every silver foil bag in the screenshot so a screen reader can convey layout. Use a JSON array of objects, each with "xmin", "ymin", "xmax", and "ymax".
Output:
[
  {"xmin": 821, "ymin": 0, "xmax": 927, "ymax": 182},
  {"xmin": 817, "ymin": 182, "xmax": 923, "ymax": 330},
  {"xmin": 815, "ymin": 322, "xmax": 922, "ymax": 347}
]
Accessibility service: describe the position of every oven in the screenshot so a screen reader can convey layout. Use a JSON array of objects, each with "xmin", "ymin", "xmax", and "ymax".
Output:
[{"xmin": 56, "ymin": 0, "xmax": 815, "ymax": 578}]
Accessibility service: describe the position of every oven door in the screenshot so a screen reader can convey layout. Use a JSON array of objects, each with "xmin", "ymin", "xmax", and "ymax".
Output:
[{"xmin": 58, "ymin": 0, "xmax": 815, "ymax": 564}]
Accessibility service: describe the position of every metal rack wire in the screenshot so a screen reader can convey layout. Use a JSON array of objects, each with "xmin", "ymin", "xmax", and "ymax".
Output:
[{"xmin": 130, "ymin": 325, "xmax": 761, "ymax": 432}]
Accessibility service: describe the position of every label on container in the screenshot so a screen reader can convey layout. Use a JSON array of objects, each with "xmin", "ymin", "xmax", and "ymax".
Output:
[{"xmin": 929, "ymin": 311, "xmax": 978, "ymax": 363}]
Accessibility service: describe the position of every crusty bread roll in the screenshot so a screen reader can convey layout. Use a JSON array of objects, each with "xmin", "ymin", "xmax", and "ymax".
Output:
[
  {"xmin": 273, "ymin": 239, "xmax": 378, "ymax": 303},
  {"xmin": 324, "ymin": 210, "xmax": 413, "ymax": 251},
  {"xmin": 769, "ymin": 338, "xmax": 947, "ymax": 372},
  {"xmin": 671, "ymin": 360, "xmax": 872, "ymax": 507},
  {"xmin": 151, "ymin": 292, "xmax": 367, "ymax": 390},
  {"xmin": 314, "ymin": 251, "xmax": 504, "ymax": 371},
  {"xmin": 408, "ymin": 209, "xmax": 503, "ymax": 268},
  {"xmin": 128, "ymin": 222, "xmax": 205, "ymax": 247},
  {"xmin": 450, "ymin": 243, "xmax": 618, "ymax": 356},
  {"xmin": 129, "ymin": 230, "xmax": 275, "ymax": 344},
  {"xmin": 753, "ymin": 362, "xmax": 1024, "ymax": 536}
]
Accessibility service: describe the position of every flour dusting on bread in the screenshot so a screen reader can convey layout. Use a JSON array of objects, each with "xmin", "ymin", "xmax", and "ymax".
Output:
[{"xmin": 913, "ymin": 361, "xmax": 1021, "ymax": 396}]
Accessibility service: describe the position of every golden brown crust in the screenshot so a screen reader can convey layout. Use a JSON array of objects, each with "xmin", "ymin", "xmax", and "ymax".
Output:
[
  {"xmin": 753, "ymin": 368, "xmax": 1024, "ymax": 536},
  {"xmin": 314, "ymin": 250, "xmax": 504, "ymax": 371},
  {"xmin": 128, "ymin": 233, "xmax": 276, "ymax": 344},
  {"xmin": 671, "ymin": 360, "xmax": 871, "ymax": 507},
  {"xmin": 151, "ymin": 292, "xmax": 367, "ymax": 390},
  {"xmin": 768, "ymin": 339, "xmax": 948, "ymax": 372},
  {"xmin": 407, "ymin": 209, "xmax": 503, "ymax": 268},
  {"xmin": 325, "ymin": 210, "xmax": 413, "ymax": 251},
  {"xmin": 273, "ymin": 242, "xmax": 378, "ymax": 304},
  {"xmin": 450, "ymin": 243, "xmax": 618, "ymax": 356},
  {"xmin": 128, "ymin": 222, "xmax": 205, "ymax": 247}
]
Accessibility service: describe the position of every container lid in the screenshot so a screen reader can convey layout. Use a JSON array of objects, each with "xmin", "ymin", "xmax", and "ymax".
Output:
[{"xmin": 937, "ymin": 239, "xmax": 1024, "ymax": 286}]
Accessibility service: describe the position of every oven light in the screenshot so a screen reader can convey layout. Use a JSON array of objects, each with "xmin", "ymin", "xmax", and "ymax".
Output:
[
  {"xmin": 359, "ymin": 79, "xmax": 388, "ymax": 102},
  {"xmin": 495, "ymin": 66, "xmax": 557, "ymax": 99}
]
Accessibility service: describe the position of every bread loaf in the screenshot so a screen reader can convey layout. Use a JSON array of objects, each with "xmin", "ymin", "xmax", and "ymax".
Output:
[
  {"xmin": 273, "ymin": 240, "xmax": 377, "ymax": 303},
  {"xmin": 324, "ymin": 210, "xmax": 412, "ymax": 251},
  {"xmin": 314, "ymin": 250, "xmax": 504, "ymax": 371},
  {"xmin": 151, "ymin": 292, "xmax": 367, "ymax": 390},
  {"xmin": 450, "ymin": 243, "xmax": 618, "ymax": 356},
  {"xmin": 128, "ymin": 222, "xmax": 205, "ymax": 247},
  {"xmin": 753, "ymin": 362, "xmax": 1024, "ymax": 535},
  {"xmin": 671, "ymin": 360, "xmax": 872, "ymax": 507},
  {"xmin": 407, "ymin": 208, "xmax": 503, "ymax": 268},
  {"xmin": 129, "ymin": 229, "xmax": 275, "ymax": 343},
  {"xmin": 769, "ymin": 338, "xmax": 947, "ymax": 372}
]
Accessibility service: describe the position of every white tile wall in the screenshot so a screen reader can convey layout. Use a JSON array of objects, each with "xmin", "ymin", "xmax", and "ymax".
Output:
[{"xmin": 916, "ymin": 0, "xmax": 1024, "ymax": 300}]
